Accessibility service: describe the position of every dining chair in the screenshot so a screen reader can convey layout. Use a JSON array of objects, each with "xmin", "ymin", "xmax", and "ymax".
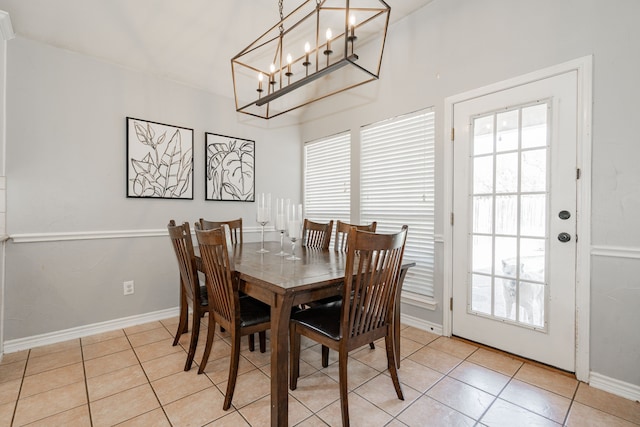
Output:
[
  {"xmin": 195, "ymin": 220, "xmax": 263, "ymax": 352},
  {"xmin": 195, "ymin": 224, "xmax": 271, "ymax": 410},
  {"xmin": 167, "ymin": 220, "xmax": 208, "ymax": 371},
  {"xmin": 199, "ymin": 217, "xmax": 243, "ymax": 244},
  {"xmin": 289, "ymin": 225, "xmax": 408, "ymax": 427},
  {"xmin": 302, "ymin": 219, "xmax": 333, "ymax": 250}
]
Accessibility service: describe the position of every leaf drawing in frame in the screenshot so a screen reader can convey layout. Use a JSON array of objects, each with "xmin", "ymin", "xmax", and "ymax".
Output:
[
  {"xmin": 205, "ymin": 133, "xmax": 255, "ymax": 202},
  {"xmin": 126, "ymin": 117, "xmax": 194, "ymax": 199}
]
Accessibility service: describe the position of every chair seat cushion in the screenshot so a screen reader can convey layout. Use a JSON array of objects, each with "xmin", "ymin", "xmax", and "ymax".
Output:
[
  {"xmin": 239, "ymin": 296, "xmax": 270, "ymax": 327},
  {"xmin": 290, "ymin": 300, "xmax": 342, "ymax": 340}
]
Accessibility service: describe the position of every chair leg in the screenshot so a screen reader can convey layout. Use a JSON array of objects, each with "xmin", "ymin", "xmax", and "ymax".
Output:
[
  {"xmin": 248, "ymin": 333, "xmax": 255, "ymax": 352},
  {"xmin": 184, "ymin": 311, "xmax": 200, "ymax": 371},
  {"xmin": 259, "ymin": 331, "xmax": 266, "ymax": 353},
  {"xmin": 198, "ymin": 319, "xmax": 217, "ymax": 374},
  {"xmin": 289, "ymin": 324, "xmax": 301, "ymax": 390},
  {"xmin": 338, "ymin": 350, "xmax": 350, "ymax": 427},
  {"xmin": 321, "ymin": 345, "xmax": 329, "ymax": 368},
  {"xmin": 385, "ymin": 335, "xmax": 404, "ymax": 400},
  {"xmin": 369, "ymin": 342, "xmax": 375, "ymax": 350},
  {"xmin": 223, "ymin": 332, "xmax": 242, "ymax": 410},
  {"xmin": 173, "ymin": 288, "xmax": 189, "ymax": 346}
]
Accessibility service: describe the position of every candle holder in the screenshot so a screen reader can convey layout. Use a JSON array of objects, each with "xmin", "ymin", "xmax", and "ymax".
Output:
[
  {"xmin": 286, "ymin": 203, "xmax": 303, "ymax": 261},
  {"xmin": 256, "ymin": 192, "xmax": 271, "ymax": 253},
  {"xmin": 275, "ymin": 198, "xmax": 289, "ymax": 256}
]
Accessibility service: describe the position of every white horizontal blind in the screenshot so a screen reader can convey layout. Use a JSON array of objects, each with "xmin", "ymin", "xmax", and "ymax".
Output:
[
  {"xmin": 304, "ymin": 131, "xmax": 351, "ymax": 224},
  {"xmin": 361, "ymin": 109, "xmax": 435, "ymax": 297}
]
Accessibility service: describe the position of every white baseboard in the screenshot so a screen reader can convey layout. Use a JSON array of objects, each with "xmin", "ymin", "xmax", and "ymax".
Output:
[
  {"xmin": 400, "ymin": 312, "xmax": 443, "ymax": 336},
  {"xmin": 589, "ymin": 371, "xmax": 640, "ymax": 402},
  {"xmin": 3, "ymin": 307, "xmax": 180, "ymax": 354}
]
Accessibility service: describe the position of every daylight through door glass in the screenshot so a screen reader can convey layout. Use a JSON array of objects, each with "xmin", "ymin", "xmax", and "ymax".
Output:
[{"xmin": 469, "ymin": 102, "xmax": 549, "ymax": 330}]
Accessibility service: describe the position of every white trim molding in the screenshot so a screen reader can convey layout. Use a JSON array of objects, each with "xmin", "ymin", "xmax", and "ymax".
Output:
[
  {"xmin": 3, "ymin": 307, "xmax": 179, "ymax": 354},
  {"xmin": 400, "ymin": 312, "xmax": 443, "ymax": 336},
  {"xmin": 9, "ymin": 226, "xmax": 269, "ymax": 244},
  {"xmin": 589, "ymin": 372, "xmax": 640, "ymax": 402},
  {"xmin": 401, "ymin": 290, "xmax": 438, "ymax": 311},
  {"xmin": 591, "ymin": 245, "xmax": 640, "ymax": 259},
  {"xmin": 10, "ymin": 229, "xmax": 169, "ymax": 243}
]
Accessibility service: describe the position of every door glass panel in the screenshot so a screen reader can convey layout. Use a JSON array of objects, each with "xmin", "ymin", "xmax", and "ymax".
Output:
[
  {"xmin": 520, "ymin": 238, "xmax": 545, "ymax": 283},
  {"xmin": 474, "ymin": 116, "xmax": 494, "ymax": 155},
  {"xmin": 495, "ymin": 152, "xmax": 518, "ymax": 193},
  {"xmin": 472, "ymin": 235, "xmax": 492, "ymax": 274},
  {"xmin": 469, "ymin": 103, "xmax": 549, "ymax": 330},
  {"xmin": 473, "ymin": 196, "xmax": 493, "ymax": 234},
  {"xmin": 495, "ymin": 236, "xmax": 517, "ymax": 277},
  {"xmin": 495, "ymin": 195, "xmax": 517, "ymax": 235},
  {"xmin": 521, "ymin": 194, "xmax": 546, "ymax": 237},
  {"xmin": 521, "ymin": 149, "xmax": 547, "ymax": 192},
  {"xmin": 495, "ymin": 277, "xmax": 517, "ymax": 320},
  {"xmin": 518, "ymin": 282, "xmax": 545, "ymax": 327},
  {"xmin": 522, "ymin": 104, "xmax": 548, "ymax": 149},
  {"xmin": 496, "ymin": 110, "xmax": 519, "ymax": 152},
  {"xmin": 471, "ymin": 274, "xmax": 491, "ymax": 315},
  {"xmin": 473, "ymin": 156, "xmax": 493, "ymax": 193}
]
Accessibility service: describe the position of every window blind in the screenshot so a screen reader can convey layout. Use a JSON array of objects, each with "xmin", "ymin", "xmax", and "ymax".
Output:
[
  {"xmin": 304, "ymin": 131, "xmax": 351, "ymax": 224},
  {"xmin": 360, "ymin": 109, "xmax": 435, "ymax": 297}
]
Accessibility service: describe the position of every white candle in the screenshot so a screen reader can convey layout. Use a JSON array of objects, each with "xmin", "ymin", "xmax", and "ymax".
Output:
[
  {"xmin": 276, "ymin": 213, "xmax": 286, "ymax": 231},
  {"xmin": 257, "ymin": 208, "xmax": 269, "ymax": 223},
  {"xmin": 288, "ymin": 220, "xmax": 301, "ymax": 239}
]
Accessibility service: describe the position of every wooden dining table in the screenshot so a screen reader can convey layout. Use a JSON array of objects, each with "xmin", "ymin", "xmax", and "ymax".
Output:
[{"xmin": 208, "ymin": 240, "xmax": 414, "ymax": 427}]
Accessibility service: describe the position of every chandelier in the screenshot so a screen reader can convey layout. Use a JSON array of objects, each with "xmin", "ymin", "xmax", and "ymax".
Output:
[{"xmin": 231, "ymin": 0, "xmax": 390, "ymax": 119}]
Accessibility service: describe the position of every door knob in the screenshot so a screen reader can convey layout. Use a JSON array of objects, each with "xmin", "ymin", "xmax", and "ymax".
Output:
[
  {"xmin": 558, "ymin": 232, "xmax": 571, "ymax": 242},
  {"xmin": 558, "ymin": 210, "xmax": 571, "ymax": 220}
]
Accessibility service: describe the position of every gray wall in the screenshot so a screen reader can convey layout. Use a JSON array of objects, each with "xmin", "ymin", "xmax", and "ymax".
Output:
[
  {"xmin": 299, "ymin": 0, "xmax": 640, "ymax": 387},
  {"xmin": 4, "ymin": 36, "xmax": 301, "ymax": 340}
]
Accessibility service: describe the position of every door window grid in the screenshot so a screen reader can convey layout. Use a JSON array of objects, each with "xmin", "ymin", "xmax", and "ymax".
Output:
[{"xmin": 469, "ymin": 102, "xmax": 549, "ymax": 330}]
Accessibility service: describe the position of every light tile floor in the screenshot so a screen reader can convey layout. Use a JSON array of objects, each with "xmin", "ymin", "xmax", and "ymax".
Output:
[{"xmin": 1, "ymin": 317, "xmax": 639, "ymax": 426}]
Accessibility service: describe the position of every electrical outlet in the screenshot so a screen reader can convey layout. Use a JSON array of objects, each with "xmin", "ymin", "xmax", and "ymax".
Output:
[{"xmin": 123, "ymin": 280, "xmax": 135, "ymax": 295}]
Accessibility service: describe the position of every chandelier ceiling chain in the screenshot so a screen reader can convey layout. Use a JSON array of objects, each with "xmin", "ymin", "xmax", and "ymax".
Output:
[
  {"xmin": 231, "ymin": 0, "xmax": 391, "ymax": 119},
  {"xmin": 278, "ymin": 0, "xmax": 284, "ymax": 35}
]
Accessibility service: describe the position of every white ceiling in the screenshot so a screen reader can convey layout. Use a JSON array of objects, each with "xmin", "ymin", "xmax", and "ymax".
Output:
[{"xmin": 0, "ymin": 0, "xmax": 433, "ymax": 100}]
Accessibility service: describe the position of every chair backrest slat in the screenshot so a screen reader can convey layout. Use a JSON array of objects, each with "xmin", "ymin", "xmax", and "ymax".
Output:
[
  {"xmin": 195, "ymin": 225, "xmax": 238, "ymax": 326},
  {"xmin": 167, "ymin": 220, "xmax": 199, "ymax": 303},
  {"xmin": 334, "ymin": 220, "xmax": 377, "ymax": 252},
  {"xmin": 302, "ymin": 219, "xmax": 333, "ymax": 250}
]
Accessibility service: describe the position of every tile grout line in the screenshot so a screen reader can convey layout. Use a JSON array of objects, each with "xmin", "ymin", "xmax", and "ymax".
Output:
[
  {"xmin": 9, "ymin": 349, "xmax": 30, "ymax": 427},
  {"xmin": 78, "ymin": 338, "xmax": 94, "ymax": 427}
]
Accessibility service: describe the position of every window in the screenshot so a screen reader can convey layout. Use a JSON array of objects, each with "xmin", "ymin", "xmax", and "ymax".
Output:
[
  {"xmin": 303, "ymin": 109, "xmax": 435, "ymax": 298},
  {"xmin": 361, "ymin": 109, "xmax": 435, "ymax": 297},
  {"xmin": 304, "ymin": 131, "xmax": 350, "ymax": 224}
]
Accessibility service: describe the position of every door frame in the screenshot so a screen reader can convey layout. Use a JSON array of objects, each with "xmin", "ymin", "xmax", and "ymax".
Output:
[{"xmin": 443, "ymin": 56, "xmax": 593, "ymax": 382}]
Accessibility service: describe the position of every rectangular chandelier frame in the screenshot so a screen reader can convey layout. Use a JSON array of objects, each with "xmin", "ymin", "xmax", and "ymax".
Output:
[{"xmin": 231, "ymin": 0, "xmax": 390, "ymax": 119}]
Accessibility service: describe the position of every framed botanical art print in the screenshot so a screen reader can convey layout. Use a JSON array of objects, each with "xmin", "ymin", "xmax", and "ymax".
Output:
[
  {"xmin": 205, "ymin": 132, "xmax": 255, "ymax": 202},
  {"xmin": 126, "ymin": 117, "xmax": 194, "ymax": 199}
]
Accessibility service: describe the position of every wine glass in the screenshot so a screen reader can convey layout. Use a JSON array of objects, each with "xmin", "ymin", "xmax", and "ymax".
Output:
[
  {"xmin": 286, "ymin": 203, "xmax": 303, "ymax": 261},
  {"xmin": 256, "ymin": 192, "xmax": 271, "ymax": 253},
  {"xmin": 275, "ymin": 198, "xmax": 289, "ymax": 256}
]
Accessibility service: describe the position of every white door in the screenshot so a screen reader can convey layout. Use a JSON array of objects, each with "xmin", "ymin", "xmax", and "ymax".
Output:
[{"xmin": 452, "ymin": 71, "xmax": 578, "ymax": 371}]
